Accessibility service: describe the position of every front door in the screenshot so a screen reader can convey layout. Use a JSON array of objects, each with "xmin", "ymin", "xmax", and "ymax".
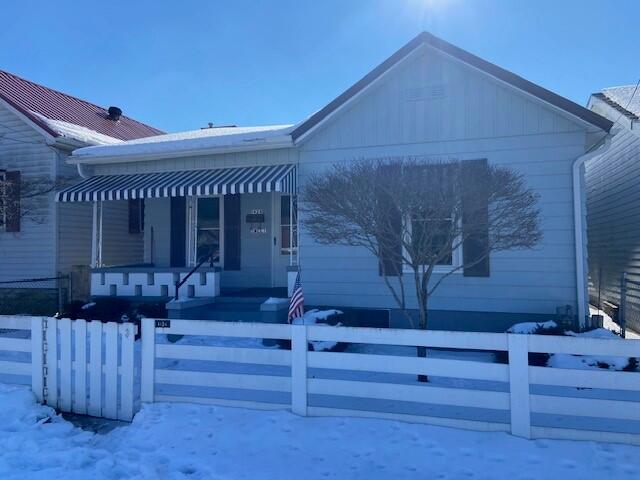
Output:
[{"xmin": 194, "ymin": 197, "xmax": 222, "ymax": 265}]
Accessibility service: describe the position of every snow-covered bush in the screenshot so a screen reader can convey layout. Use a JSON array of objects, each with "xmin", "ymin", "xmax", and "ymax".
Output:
[
  {"xmin": 494, "ymin": 321, "xmax": 638, "ymax": 371},
  {"xmin": 277, "ymin": 309, "xmax": 348, "ymax": 352}
]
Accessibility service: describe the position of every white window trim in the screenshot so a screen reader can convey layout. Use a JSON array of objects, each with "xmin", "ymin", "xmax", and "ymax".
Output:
[{"xmin": 402, "ymin": 215, "xmax": 463, "ymax": 275}]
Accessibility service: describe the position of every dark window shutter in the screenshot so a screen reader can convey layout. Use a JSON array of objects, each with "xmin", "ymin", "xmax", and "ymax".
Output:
[
  {"xmin": 224, "ymin": 194, "xmax": 241, "ymax": 270},
  {"xmin": 128, "ymin": 198, "xmax": 144, "ymax": 234},
  {"xmin": 170, "ymin": 196, "xmax": 186, "ymax": 268},
  {"xmin": 5, "ymin": 171, "xmax": 20, "ymax": 233},
  {"xmin": 462, "ymin": 159, "xmax": 490, "ymax": 277},
  {"xmin": 376, "ymin": 188, "xmax": 402, "ymax": 277}
]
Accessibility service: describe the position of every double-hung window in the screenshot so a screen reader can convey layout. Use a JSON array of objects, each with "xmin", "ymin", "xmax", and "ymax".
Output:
[
  {"xmin": 280, "ymin": 195, "xmax": 297, "ymax": 255},
  {"xmin": 406, "ymin": 210, "xmax": 461, "ymax": 272}
]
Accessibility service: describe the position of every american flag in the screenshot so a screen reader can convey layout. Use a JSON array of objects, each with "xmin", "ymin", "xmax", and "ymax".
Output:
[{"xmin": 288, "ymin": 271, "xmax": 304, "ymax": 322}]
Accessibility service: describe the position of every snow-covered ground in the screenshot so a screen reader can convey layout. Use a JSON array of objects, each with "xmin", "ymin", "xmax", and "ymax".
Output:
[
  {"xmin": 590, "ymin": 305, "xmax": 640, "ymax": 339},
  {"xmin": 1, "ymin": 383, "xmax": 638, "ymax": 480}
]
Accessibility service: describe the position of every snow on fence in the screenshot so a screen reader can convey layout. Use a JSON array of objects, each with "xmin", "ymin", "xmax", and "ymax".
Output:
[
  {"xmin": 0, "ymin": 316, "xmax": 137, "ymax": 421},
  {"xmin": 141, "ymin": 318, "xmax": 640, "ymax": 445}
]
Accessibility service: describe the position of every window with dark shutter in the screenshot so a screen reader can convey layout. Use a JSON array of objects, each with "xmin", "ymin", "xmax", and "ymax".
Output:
[
  {"xmin": 4, "ymin": 171, "xmax": 20, "ymax": 233},
  {"xmin": 128, "ymin": 198, "xmax": 144, "ymax": 234},
  {"xmin": 462, "ymin": 159, "xmax": 490, "ymax": 277},
  {"xmin": 224, "ymin": 194, "xmax": 241, "ymax": 270}
]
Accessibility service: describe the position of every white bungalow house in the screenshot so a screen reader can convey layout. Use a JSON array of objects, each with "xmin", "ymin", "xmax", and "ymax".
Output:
[
  {"xmin": 0, "ymin": 70, "xmax": 162, "ymax": 313},
  {"xmin": 56, "ymin": 32, "xmax": 614, "ymax": 331}
]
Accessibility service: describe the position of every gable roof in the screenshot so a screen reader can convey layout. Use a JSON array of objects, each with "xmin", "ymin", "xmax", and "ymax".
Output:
[
  {"xmin": 290, "ymin": 32, "xmax": 613, "ymax": 141},
  {"xmin": 0, "ymin": 69, "xmax": 164, "ymax": 142},
  {"xmin": 595, "ymin": 86, "xmax": 640, "ymax": 120}
]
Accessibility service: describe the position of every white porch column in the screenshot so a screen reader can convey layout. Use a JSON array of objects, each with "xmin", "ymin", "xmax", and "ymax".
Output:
[{"xmin": 91, "ymin": 200, "xmax": 103, "ymax": 268}]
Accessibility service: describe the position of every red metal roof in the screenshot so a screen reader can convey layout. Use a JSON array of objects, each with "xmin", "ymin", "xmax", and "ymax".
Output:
[{"xmin": 0, "ymin": 70, "xmax": 164, "ymax": 141}]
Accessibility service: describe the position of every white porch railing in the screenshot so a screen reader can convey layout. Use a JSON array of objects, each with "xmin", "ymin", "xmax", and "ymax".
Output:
[{"xmin": 91, "ymin": 268, "xmax": 220, "ymax": 298}]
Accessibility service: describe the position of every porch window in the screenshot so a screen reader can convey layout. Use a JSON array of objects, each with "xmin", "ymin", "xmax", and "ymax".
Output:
[
  {"xmin": 196, "ymin": 197, "xmax": 221, "ymax": 263},
  {"xmin": 280, "ymin": 195, "xmax": 297, "ymax": 255}
]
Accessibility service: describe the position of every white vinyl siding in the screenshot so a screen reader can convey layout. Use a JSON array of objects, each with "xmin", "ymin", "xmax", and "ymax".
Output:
[
  {"xmin": 0, "ymin": 102, "xmax": 57, "ymax": 282},
  {"xmin": 295, "ymin": 45, "xmax": 595, "ymax": 316}
]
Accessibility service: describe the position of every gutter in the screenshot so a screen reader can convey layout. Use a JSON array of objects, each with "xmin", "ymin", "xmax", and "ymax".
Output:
[
  {"xmin": 573, "ymin": 133, "xmax": 614, "ymax": 329},
  {"xmin": 68, "ymin": 136, "xmax": 293, "ymax": 166}
]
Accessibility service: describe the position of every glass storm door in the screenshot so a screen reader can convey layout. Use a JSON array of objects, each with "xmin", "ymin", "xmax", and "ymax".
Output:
[{"xmin": 196, "ymin": 197, "xmax": 221, "ymax": 264}]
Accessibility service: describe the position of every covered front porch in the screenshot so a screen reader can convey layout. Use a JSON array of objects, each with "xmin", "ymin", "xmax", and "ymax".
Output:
[{"xmin": 57, "ymin": 164, "xmax": 299, "ymax": 304}]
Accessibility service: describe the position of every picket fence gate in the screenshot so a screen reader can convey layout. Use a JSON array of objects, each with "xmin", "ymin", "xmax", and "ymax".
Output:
[
  {"xmin": 1, "ymin": 315, "xmax": 639, "ymax": 445},
  {"xmin": 0, "ymin": 316, "xmax": 137, "ymax": 421}
]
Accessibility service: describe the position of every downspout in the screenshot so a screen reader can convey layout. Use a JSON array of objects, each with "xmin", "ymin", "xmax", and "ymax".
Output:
[
  {"xmin": 573, "ymin": 133, "xmax": 613, "ymax": 329},
  {"xmin": 76, "ymin": 162, "xmax": 90, "ymax": 179}
]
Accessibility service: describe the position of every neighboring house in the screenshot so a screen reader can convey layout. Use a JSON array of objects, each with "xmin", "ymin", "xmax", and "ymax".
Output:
[
  {"xmin": 0, "ymin": 70, "xmax": 163, "ymax": 313},
  {"xmin": 585, "ymin": 85, "xmax": 640, "ymax": 331},
  {"xmin": 56, "ymin": 32, "xmax": 613, "ymax": 331}
]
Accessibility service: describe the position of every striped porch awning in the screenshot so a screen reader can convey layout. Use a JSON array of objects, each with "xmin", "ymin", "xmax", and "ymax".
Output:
[{"xmin": 56, "ymin": 164, "xmax": 297, "ymax": 202}]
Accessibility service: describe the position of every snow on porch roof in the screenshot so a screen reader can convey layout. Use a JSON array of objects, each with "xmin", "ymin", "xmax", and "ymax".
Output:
[
  {"xmin": 70, "ymin": 124, "xmax": 295, "ymax": 162},
  {"xmin": 56, "ymin": 163, "xmax": 297, "ymax": 202}
]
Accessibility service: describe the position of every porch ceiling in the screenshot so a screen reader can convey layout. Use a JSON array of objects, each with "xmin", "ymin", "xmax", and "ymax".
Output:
[{"xmin": 56, "ymin": 164, "xmax": 297, "ymax": 202}]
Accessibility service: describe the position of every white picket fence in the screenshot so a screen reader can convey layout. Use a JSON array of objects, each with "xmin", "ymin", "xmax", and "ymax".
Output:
[
  {"xmin": 1, "ymin": 315, "xmax": 639, "ymax": 445},
  {"xmin": 0, "ymin": 316, "xmax": 137, "ymax": 421}
]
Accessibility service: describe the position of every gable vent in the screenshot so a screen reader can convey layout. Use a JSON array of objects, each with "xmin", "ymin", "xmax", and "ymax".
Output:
[{"xmin": 404, "ymin": 84, "xmax": 447, "ymax": 102}]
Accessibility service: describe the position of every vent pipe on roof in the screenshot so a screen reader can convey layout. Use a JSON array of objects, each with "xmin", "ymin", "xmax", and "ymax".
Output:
[{"xmin": 107, "ymin": 106, "xmax": 122, "ymax": 121}]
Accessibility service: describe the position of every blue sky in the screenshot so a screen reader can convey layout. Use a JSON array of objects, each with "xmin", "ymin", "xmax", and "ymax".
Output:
[{"xmin": 1, "ymin": 0, "xmax": 637, "ymax": 133}]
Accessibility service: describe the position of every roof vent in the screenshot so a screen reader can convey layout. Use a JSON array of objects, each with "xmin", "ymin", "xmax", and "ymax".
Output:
[{"xmin": 107, "ymin": 106, "xmax": 122, "ymax": 121}]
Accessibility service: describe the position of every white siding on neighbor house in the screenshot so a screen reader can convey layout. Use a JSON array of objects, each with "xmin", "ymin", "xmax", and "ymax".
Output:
[
  {"xmin": 295, "ymin": 45, "xmax": 595, "ymax": 316},
  {"xmin": 56, "ymin": 151, "xmax": 92, "ymax": 272},
  {"xmin": 585, "ymin": 128, "xmax": 640, "ymax": 329},
  {"xmin": 0, "ymin": 102, "xmax": 57, "ymax": 282},
  {"xmin": 100, "ymin": 200, "xmax": 144, "ymax": 267}
]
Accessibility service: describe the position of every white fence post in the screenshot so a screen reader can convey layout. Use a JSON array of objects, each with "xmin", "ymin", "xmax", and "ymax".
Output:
[
  {"xmin": 291, "ymin": 324, "xmax": 308, "ymax": 416},
  {"xmin": 30, "ymin": 317, "xmax": 44, "ymax": 403},
  {"xmin": 508, "ymin": 333, "xmax": 531, "ymax": 438},
  {"xmin": 59, "ymin": 318, "xmax": 72, "ymax": 412},
  {"xmin": 45, "ymin": 317, "xmax": 58, "ymax": 408},
  {"xmin": 141, "ymin": 318, "xmax": 156, "ymax": 403}
]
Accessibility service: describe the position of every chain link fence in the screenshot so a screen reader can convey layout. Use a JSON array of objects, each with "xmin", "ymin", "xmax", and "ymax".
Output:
[{"xmin": 0, "ymin": 274, "xmax": 70, "ymax": 316}]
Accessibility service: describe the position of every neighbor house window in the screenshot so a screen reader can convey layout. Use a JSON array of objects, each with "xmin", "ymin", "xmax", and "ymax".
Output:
[
  {"xmin": 280, "ymin": 195, "xmax": 298, "ymax": 255},
  {"xmin": 196, "ymin": 197, "xmax": 221, "ymax": 263},
  {"xmin": 0, "ymin": 171, "xmax": 5, "ymax": 230}
]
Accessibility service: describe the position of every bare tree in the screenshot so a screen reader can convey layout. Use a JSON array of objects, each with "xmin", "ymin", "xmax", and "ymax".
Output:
[{"xmin": 303, "ymin": 158, "xmax": 542, "ymax": 333}]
